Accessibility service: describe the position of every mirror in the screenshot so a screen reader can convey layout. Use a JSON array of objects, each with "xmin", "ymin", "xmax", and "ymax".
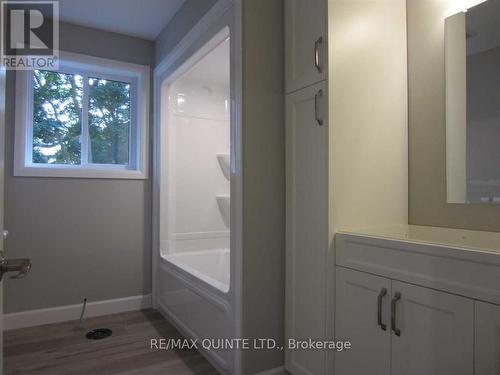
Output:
[{"xmin": 445, "ymin": 0, "xmax": 500, "ymax": 204}]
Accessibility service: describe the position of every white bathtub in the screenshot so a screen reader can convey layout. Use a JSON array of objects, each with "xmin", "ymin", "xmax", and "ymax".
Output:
[
  {"xmin": 163, "ymin": 248, "xmax": 230, "ymax": 292},
  {"xmin": 157, "ymin": 247, "xmax": 233, "ymax": 373}
]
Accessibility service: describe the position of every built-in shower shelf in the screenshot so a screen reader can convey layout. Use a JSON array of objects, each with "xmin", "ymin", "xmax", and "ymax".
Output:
[
  {"xmin": 216, "ymin": 195, "xmax": 230, "ymax": 228},
  {"xmin": 217, "ymin": 154, "xmax": 230, "ymax": 181}
]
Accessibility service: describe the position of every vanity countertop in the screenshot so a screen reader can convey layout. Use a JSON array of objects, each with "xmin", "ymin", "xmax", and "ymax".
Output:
[
  {"xmin": 336, "ymin": 226, "xmax": 500, "ymax": 305},
  {"xmin": 337, "ymin": 224, "xmax": 500, "ymax": 255}
]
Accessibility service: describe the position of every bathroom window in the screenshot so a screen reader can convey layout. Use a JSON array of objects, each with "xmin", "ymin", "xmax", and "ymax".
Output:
[{"xmin": 14, "ymin": 52, "xmax": 149, "ymax": 179}]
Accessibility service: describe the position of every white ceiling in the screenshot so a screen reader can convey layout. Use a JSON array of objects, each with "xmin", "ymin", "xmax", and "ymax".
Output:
[{"xmin": 54, "ymin": 0, "xmax": 186, "ymax": 40}]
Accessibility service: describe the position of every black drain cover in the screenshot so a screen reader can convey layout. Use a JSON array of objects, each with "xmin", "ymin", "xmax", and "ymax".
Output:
[{"xmin": 86, "ymin": 328, "xmax": 113, "ymax": 340}]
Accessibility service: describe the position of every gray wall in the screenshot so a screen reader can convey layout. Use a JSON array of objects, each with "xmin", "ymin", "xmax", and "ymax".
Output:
[
  {"xmin": 155, "ymin": 0, "xmax": 217, "ymax": 66},
  {"xmin": 241, "ymin": 0, "xmax": 285, "ymax": 373},
  {"xmin": 466, "ymin": 46, "xmax": 500, "ymax": 202},
  {"xmin": 4, "ymin": 22, "xmax": 154, "ymax": 313},
  {"xmin": 408, "ymin": 0, "xmax": 500, "ymax": 231}
]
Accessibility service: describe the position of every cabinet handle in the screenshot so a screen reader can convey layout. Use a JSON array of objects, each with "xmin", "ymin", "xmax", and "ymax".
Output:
[
  {"xmin": 314, "ymin": 89, "xmax": 324, "ymax": 126},
  {"xmin": 391, "ymin": 292, "xmax": 401, "ymax": 336},
  {"xmin": 314, "ymin": 36, "xmax": 323, "ymax": 73},
  {"xmin": 377, "ymin": 288, "xmax": 387, "ymax": 331}
]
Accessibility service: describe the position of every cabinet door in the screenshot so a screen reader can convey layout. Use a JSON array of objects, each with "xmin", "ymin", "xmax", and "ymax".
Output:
[
  {"xmin": 285, "ymin": 81, "xmax": 328, "ymax": 375},
  {"xmin": 391, "ymin": 281, "xmax": 473, "ymax": 375},
  {"xmin": 285, "ymin": 0, "xmax": 327, "ymax": 93},
  {"xmin": 335, "ymin": 267, "xmax": 391, "ymax": 375},
  {"xmin": 475, "ymin": 301, "xmax": 500, "ymax": 375}
]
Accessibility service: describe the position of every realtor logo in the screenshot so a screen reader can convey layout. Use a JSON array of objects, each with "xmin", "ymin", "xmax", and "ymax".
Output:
[{"xmin": 1, "ymin": 1, "xmax": 59, "ymax": 69}]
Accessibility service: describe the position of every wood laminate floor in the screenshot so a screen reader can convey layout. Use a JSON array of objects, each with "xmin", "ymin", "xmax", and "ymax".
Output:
[{"xmin": 4, "ymin": 309, "xmax": 219, "ymax": 375}]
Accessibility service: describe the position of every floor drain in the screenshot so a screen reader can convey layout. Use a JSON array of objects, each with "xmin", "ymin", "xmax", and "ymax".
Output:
[{"xmin": 86, "ymin": 328, "xmax": 113, "ymax": 340}]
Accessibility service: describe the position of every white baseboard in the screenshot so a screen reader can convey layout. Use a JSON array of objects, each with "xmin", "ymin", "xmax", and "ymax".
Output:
[
  {"xmin": 253, "ymin": 366, "xmax": 286, "ymax": 375},
  {"xmin": 3, "ymin": 294, "xmax": 152, "ymax": 331}
]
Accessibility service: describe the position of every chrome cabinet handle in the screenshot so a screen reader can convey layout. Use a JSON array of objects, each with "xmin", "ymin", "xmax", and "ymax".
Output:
[
  {"xmin": 391, "ymin": 292, "xmax": 401, "ymax": 336},
  {"xmin": 378, "ymin": 288, "xmax": 387, "ymax": 331},
  {"xmin": 0, "ymin": 258, "xmax": 32, "ymax": 281},
  {"xmin": 314, "ymin": 36, "xmax": 323, "ymax": 73},
  {"xmin": 314, "ymin": 89, "xmax": 324, "ymax": 126}
]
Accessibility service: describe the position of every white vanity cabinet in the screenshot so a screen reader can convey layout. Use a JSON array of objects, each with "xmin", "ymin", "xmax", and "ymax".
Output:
[
  {"xmin": 336, "ymin": 266, "xmax": 474, "ymax": 375},
  {"xmin": 285, "ymin": 0, "xmax": 327, "ymax": 93},
  {"xmin": 391, "ymin": 281, "xmax": 473, "ymax": 375},
  {"xmin": 335, "ymin": 231, "xmax": 500, "ymax": 375},
  {"xmin": 335, "ymin": 267, "xmax": 391, "ymax": 375},
  {"xmin": 475, "ymin": 301, "xmax": 500, "ymax": 375}
]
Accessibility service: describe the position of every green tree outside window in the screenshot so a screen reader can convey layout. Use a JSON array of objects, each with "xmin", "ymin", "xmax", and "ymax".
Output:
[{"xmin": 33, "ymin": 70, "xmax": 131, "ymax": 165}]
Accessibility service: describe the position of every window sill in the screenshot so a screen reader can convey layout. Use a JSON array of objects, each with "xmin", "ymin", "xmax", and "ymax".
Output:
[{"xmin": 14, "ymin": 165, "xmax": 148, "ymax": 180}]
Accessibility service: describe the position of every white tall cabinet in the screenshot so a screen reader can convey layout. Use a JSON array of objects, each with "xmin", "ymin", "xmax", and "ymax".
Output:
[
  {"xmin": 285, "ymin": 0, "xmax": 329, "ymax": 374},
  {"xmin": 285, "ymin": 0, "xmax": 409, "ymax": 374},
  {"xmin": 285, "ymin": 82, "xmax": 328, "ymax": 375},
  {"xmin": 285, "ymin": 0, "xmax": 327, "ymax": 93}
]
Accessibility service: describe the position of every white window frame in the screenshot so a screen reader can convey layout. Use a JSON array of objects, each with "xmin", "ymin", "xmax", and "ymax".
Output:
[{"xmin": 14, "ymin": 51, "xmax": 150, "ymax": 179}]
